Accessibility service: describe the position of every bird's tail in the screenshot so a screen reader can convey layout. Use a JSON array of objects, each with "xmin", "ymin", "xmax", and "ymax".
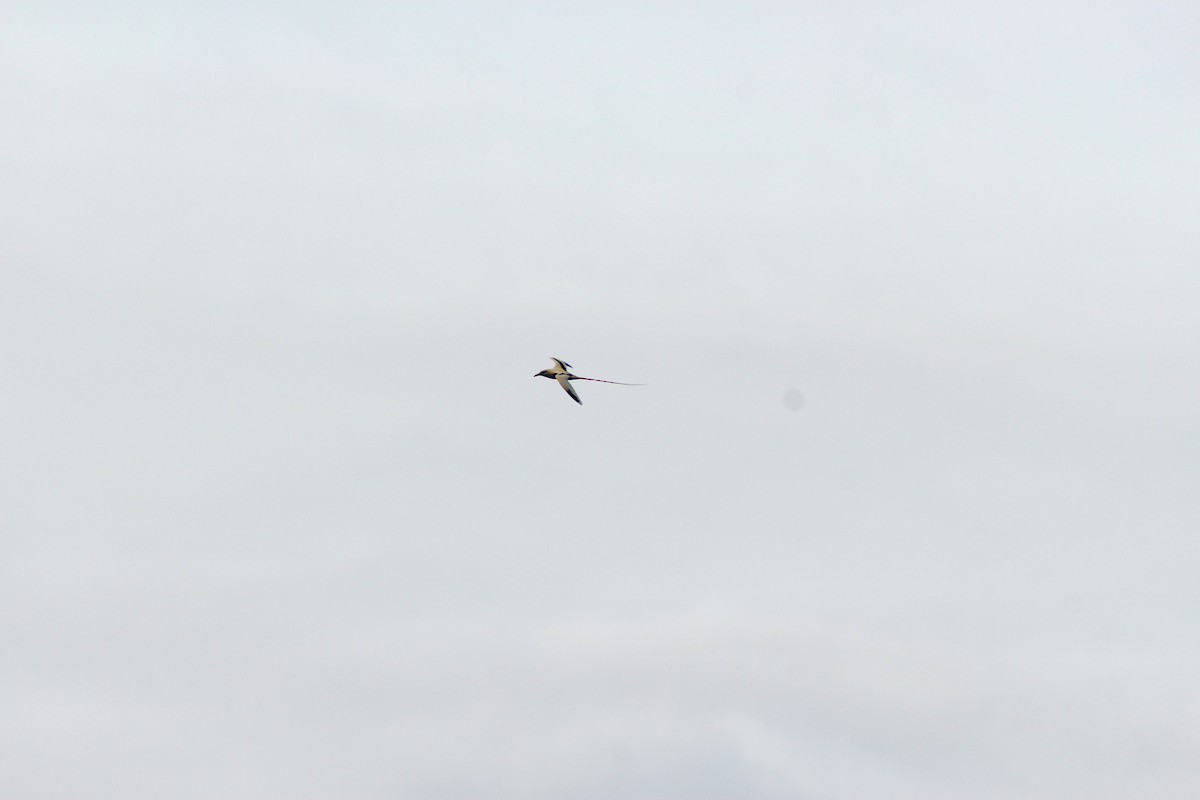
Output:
[{"xmin": 572, "ymin": 376, "xmax": 646, "ymax": 385}]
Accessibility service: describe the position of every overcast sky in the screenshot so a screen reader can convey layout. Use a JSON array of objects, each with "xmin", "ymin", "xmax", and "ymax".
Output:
[{"xmin": 3, "ymin": 2, "xmax": 1199, "ymax": 798}]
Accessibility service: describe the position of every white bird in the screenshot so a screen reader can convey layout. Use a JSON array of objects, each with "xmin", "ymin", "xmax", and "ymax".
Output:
[{"xmin": 534, "ymin": 357, "xmax": 643, "ymax": 405}]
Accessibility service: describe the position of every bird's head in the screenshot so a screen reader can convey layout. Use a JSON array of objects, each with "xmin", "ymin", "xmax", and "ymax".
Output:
[{"xmin": 534, "ymin": 369, "xmax": 553, "ymax": 378}]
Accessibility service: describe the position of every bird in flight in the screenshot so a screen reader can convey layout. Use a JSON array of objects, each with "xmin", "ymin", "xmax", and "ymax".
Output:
[{"xmin": 534, "ymin": 357, "xmax": 644, "ymax": 405}]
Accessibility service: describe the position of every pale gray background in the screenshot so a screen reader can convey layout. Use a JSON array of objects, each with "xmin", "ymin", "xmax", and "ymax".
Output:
[{"xmin": 3, "ymin": 2, "xmax": 1198, "ymax": 798}]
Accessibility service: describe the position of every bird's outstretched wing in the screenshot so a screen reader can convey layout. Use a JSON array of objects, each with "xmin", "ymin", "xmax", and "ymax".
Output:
[
  {"xmin": 556, "ymin": 373, "xmax": 582, "ymax": 405},
  {"xmin": 551, "ymin": 357, "xmax": 572, "ymax": 372}
]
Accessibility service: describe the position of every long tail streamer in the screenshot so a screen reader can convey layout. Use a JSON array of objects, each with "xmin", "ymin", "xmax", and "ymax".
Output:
[{"xmin": 573, "ymin": 376, "xmax": 646, "ymax": 385}]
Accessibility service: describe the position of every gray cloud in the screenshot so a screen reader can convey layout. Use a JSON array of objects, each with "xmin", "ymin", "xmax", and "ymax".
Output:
[{"xmin": 4, "ymin": 2, "xmax": 1199, "ymax": 799}]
